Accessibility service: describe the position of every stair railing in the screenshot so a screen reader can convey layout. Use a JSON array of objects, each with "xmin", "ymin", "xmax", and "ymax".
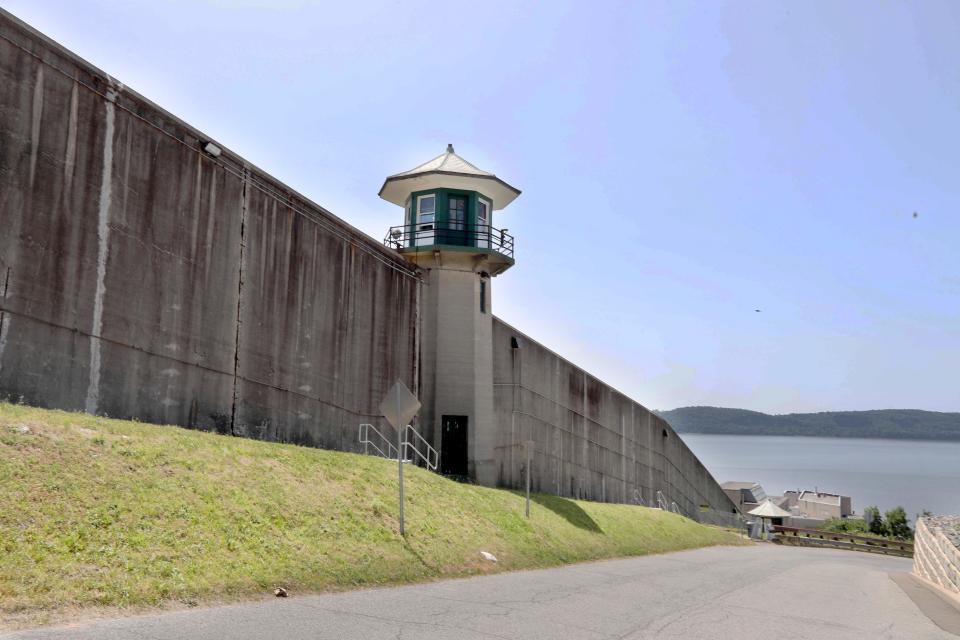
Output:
[
  {"xmin": 358, "ymin": 423, "xmax": 439, "ymax": 472},
  {"xmin": 358, "ymin": 423, "xmax": 399, "ymax": 460},
  {"xmin": 656, "ymin": 490, "xmax": 669, "ymax": 511},
  {"xmin": 402, "ymin": 425, "xmax": 439, "ymax": 471}
]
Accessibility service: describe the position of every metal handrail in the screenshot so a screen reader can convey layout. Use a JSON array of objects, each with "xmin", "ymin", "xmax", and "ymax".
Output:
[
  {"xmin": 358, "ymin": 423, "xmax": 399, "ymax": 460},
  {"xmin": 656, "ymin": 490, "xmax": 669, "ymax": 511},
  {"xmin": 384, "ymin": 223, "xmax": 515, "ymax": 258},
  {"xmin": 633, "ymin": 489, "xmax": 646, "ymax": 506},
  {"xmin": 403, "ymin": 425, "xmax": 439, "ymax": 471},
  {"xmin": 358, "ymin": 423, "xmax": 438, "ymax": 471}
]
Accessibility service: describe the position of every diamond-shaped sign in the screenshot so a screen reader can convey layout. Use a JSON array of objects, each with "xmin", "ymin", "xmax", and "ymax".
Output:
[{"xmin": 379, "ymin": 380, "xmax": 420, "ymax": 430}]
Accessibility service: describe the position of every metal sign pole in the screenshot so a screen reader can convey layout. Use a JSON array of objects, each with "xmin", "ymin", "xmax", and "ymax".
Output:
[
  {"xmin": 379, "ymin": 380, "xmax": 419, "ymax": 538},
  {"xmin": 398, "ymin": 425, "xmax": 405, "ymax": 536},
  {"xmin": 525, "ymin": 440, "xmax": 534, "ymax": 518}
]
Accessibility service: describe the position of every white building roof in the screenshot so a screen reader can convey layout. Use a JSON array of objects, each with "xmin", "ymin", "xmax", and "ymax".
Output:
[
  {"xmin": 748, "ymin": 499, "xmax": 792, "ymax": 518},
  {"xmin": 392, "ymin": 147, "xmax": 494, "ymax": 178},
  {"xmin": 379, "ymin": 145, "xmax": 521, "ymax": 211},
  {"xmin": 722, "ymin": 481, "xmax": 760, "ymax": 490},
  {"xmin": 799, "ymin": 491, "xmax": 842, "ymax": 506}
]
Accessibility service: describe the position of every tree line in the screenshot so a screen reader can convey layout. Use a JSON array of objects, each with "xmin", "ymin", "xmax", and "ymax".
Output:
[
  {"xmin": 820, "ymin": 506, "xmax": 932, "ymax": 540},
  {"xmin": 658, "ymin": 406, "xmax": 960, "ymax": 441}
]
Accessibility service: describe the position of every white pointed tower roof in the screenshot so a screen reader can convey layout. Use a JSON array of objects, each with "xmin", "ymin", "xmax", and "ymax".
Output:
[
  {"xmin": 747, "ymin": 499, "xmax": 792, "ymax": 518},
  {"xmin": 379, "ymin": 145, "xmax": 521, "ymax": 210}
]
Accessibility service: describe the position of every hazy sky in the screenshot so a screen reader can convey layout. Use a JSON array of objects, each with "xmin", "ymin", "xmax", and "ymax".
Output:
[{"xmin": 4, "ymin": 0, "xmax": 958, "ymax": 414}]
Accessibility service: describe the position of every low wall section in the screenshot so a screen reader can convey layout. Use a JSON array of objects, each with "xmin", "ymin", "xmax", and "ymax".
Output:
[
  {"xmin": 914, "ymin": 516, "xmax": 960, "ymax": 600},
  {"xmin": 0, "ymin": 10, "xmax": 419, "ymax": 449},
  {"xmin": 491, "ymin": 318, "xmax": 737, "ymax": 516}
]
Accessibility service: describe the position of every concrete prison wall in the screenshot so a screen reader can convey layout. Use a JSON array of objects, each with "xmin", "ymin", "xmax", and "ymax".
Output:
[
  {"xmin": 492, "ymin": 318, "xmax": 738, "ymax": 516},
  {"xmin": 913, "ymin": 516, "xmax": 960, "ymax": 602},
  {"xmin": 0, "ymin": 10, "xmax": 419, "ymax": 449}
]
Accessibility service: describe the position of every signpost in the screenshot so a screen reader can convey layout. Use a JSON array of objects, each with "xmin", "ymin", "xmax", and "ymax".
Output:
[
  {"xmin": 379, "ymin": 380, "xmax": 421, "ymax": 536},
  {"xmin": 524, "ymin": 440, "xmax": 534, "ymax": 518}
]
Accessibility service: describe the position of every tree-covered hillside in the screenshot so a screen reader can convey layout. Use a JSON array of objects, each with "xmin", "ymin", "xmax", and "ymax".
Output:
[{"xmin": 658, "ymin": 407, "xmax": 960, "ymax": 441}]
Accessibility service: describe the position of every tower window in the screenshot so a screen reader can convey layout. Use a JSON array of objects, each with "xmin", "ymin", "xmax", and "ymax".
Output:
[
  {"xmin": 414, "ymin": 194, "xmax": 436, "ymax": 247},
  {"xmin": 449, "ymin": 195, "xmax": 466, "ymax": 231},
  {"xmin": 477, "ymin": 197, "xmax": 491, "ymax": 248},
  {"xmin": 416, "ymin": 194, "xmax": 435, "ymax": 229},
  {"xmin": 479, "ymin": 279, "xmax": 487, "ymax": 314}
]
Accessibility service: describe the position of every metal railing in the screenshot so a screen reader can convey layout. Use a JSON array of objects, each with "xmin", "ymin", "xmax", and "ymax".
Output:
[
  {"xmin": 656, "ymin": 490, "xmax": 669, "ymax": 511},
  {"xmin": 358, "ymin": 423, "xmax": 399, "ymax": 460},
  {"xmin": 358, "ymin": 423, "xmax": 438, "ymax": 472},
  {"xmin": 402, "ymin": 425, "xmax": 439, "ymax": 471},
  {"xmin": 384, "ymin": 223, "xmax": 515, "ymax": 258}
]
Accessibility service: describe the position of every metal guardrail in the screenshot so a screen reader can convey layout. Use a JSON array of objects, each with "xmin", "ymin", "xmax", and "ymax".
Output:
[
  {"xmin": 384, "ymin": 223, "xmax": 515, "ymax": 258},
  {"xmin": 772, "ymin": 525, "xmax": 914, "ymax": 558},
  {"xmin": 358, "ymin": 423, "xmax": 438, "ymax": 472}
]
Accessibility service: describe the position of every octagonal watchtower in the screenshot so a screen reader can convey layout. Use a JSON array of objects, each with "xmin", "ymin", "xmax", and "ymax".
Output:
[{"xmin": 380, "ymin": 146, "xmax": 521, "ymax": 484}]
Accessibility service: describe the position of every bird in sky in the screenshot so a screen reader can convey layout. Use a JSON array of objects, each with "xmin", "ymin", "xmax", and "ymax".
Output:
[{"xmin": 755, "ymin": 309, "xmax": 762, "ymax": 313}]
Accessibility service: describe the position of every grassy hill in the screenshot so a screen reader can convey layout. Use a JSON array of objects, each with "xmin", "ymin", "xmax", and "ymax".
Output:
[
  {"xmin": 0, "ymin": 403, "xmax": 742, "ymax": 629},
  {"xmin": 659, "ymin": 406, "xmax": 960, "ymax": 441}
]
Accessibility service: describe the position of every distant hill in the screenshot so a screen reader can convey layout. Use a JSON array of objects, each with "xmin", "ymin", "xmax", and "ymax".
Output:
[{"xmin": 658, "ymin": 406, "xmax": 960, "ymax": 441}]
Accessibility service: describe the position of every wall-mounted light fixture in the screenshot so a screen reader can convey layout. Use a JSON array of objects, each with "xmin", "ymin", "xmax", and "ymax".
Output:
[{"xmin": 202, "ymin": 141, "xmax": 222, "ymax": 158}]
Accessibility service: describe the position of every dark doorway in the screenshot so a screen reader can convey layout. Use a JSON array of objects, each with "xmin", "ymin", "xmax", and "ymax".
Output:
[{"xmin": 440, "ymin": 415, "xmax": 468, "ymax": 478}]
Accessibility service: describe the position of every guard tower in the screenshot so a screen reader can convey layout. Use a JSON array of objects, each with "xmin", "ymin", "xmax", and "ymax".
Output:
[{"xmin": 380, "ymin": 145, "xmax": 520, "ymax": 484}]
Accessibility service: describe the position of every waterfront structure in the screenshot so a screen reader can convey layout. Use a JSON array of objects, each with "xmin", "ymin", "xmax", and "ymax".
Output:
[
  {"xmin": 797, "ymin": 490, "xmax": 853, "ymax": 520},
  {"xmin": 722, "ymin": 481, "xmax": 768, "ymax": 514},
  {"xmin": 724, "ymin": 482, "xmax": 854, "ymax": 527}
]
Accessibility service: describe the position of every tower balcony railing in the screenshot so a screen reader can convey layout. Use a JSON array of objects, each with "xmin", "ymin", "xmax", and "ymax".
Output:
[{"xmin": 384, "ymin": 223, "xmax": 514, "ymax": 259}]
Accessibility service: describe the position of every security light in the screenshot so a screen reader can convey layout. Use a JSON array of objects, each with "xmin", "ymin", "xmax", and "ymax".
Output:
[{"xmin": 202, "ymin": 141, "xmax": 222, "ymax": 158}]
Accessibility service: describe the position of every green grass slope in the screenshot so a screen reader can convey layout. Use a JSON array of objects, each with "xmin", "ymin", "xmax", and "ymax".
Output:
[{"xmin": 0, "ymin": 403, "xmax": 742, "ymax": 628}]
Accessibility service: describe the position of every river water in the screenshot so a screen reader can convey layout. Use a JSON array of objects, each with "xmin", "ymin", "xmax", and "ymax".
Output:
[{"xmin": 679, "ymin": 433, "xmax": 960, "ymax": 521}]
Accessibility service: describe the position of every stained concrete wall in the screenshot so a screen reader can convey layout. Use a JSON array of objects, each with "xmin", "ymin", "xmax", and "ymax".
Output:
[
  {"xmin": 492, "ymin": 318, "xmax": 737, "ymax": 516},
  {"xmin": 1, "ymin": 9, "xmax": 738, "ymax": 517},
  {"xmin": 0, "ymin": 10, "xmax": 418, "ymax": 449}
]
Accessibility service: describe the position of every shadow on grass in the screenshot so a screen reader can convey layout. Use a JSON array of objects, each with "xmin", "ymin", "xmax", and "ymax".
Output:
[{"xmin": 515, "ymin": 492, "xmax": 604, "ymax": 533}]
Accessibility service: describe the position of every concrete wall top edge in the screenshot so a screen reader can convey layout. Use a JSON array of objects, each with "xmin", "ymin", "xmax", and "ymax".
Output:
[
  {"xmin": 492, "ymin": 315, "xmax": 737, "ymax": 512},
  {"xmin": 0, "ymin": 7, "xmax": 417, "ymax": 277},
  {"xmin": 492, "ymin": 315, "xmax": 652, "ymax": 414}
]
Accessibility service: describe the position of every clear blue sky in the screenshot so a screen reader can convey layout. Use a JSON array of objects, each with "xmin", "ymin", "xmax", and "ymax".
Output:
[{"xmin": 5, "ymin": 0, "xmax": 958, "ymax": 414}]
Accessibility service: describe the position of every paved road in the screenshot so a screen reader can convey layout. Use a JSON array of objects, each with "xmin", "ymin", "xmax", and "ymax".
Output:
[{"xmin": 4, "ymin": 545, "xmax": 957, "ymax": 639}]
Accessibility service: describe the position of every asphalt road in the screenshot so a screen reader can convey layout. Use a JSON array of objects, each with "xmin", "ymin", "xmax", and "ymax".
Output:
[{"xmin": 4, "ymin": 544, "xmax": 957, "ymax": 639}]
